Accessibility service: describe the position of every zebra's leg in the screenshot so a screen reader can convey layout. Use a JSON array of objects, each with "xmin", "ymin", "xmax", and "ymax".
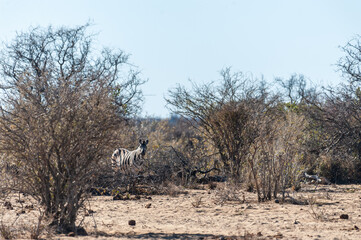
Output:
[
  {"xmin": 124, "ymin": 170, "xmax": 136, "ymax": 194},
  {"xmin": 124, "ymin": 171, "xmax": 131, "ymax": 193},
  {"xmin": 130, "ymin": 173, "xmax": 137, "ymax": 194},
  {"xmin": 129, "ymin": 170, "xmax": 142, "ymax": 194}
]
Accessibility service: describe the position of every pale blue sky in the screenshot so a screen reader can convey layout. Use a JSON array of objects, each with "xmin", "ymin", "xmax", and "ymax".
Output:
[{"xmin": 1, "ymin": 0, "xmax": 360, "ymax": 117}]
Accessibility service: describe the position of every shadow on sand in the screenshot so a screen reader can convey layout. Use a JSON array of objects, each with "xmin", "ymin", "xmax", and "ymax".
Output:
[{"xmin": 91, "ymin": 231, "xmax": 259, "ymax": 239}]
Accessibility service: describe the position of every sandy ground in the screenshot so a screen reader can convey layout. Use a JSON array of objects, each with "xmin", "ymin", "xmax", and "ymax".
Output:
[{"xmin": 1, "ymin": 183, "xmax": 361, "ymax": 239}]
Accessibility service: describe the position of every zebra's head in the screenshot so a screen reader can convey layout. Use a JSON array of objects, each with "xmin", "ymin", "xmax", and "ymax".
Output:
[{"xmin": 138, "ymin": 139, "xmax": 149, "ymax": 156}]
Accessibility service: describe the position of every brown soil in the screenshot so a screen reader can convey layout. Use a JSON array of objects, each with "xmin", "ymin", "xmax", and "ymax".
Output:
[{"xmin": 1, "ymin": 184, "xmax": 361, "ymax": 239}]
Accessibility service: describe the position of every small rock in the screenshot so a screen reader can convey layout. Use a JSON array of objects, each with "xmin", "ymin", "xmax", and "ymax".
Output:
[
  {"xmin": 145, "ymin": 203, "xmax": 151, "ymax": 208},
  {"xmin": 257, "ymin": 232, "xmax": 263, "ymax": 236},
  {"xmin": 208, "ymin": 182, "xmax": 217, "ymax": 190},
  {"xmin": 16, "ymin": 210, "xmax": 26, "ymax": 215},
  {"xmin": 274, "ymin": 233, "xmax": 283, "ymax": 239},
  {"xmin": 85, "ymin": 209, "xmax": 95, "ymax": 216},
  {"xmin": 76, "ymin": 227, "xmax": 88, "ymax": 236},
  {"xmin": 128, "ymin": 220, "xmax": 136, "ymax": 226},
  {"xmin": 68, "ymin": 232, "xmax": 75, "ymax": 237},
  {"xmin": 294, "ymin": 220, "xmax": 300, "ymax": 224},
  {"xmin": 4, "ymin": 201, "xmax": 13, "ymax": 210},
  {"xmin": 146, "ymin": 196, "xmax": 152, "ymax": 200},
  {"xmin": 340, "ymin": 214, "xmax": 349, "ymax": 219},
  {"xmin": 275, "ymin": 199, "xmax": 280, "ymax": 203},
  {"xmin": 354, "ymin": 225, "xmax": 359, "ymax": 230}
]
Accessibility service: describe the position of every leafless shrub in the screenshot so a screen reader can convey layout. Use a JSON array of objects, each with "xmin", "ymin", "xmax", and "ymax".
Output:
[
  {"xmin": 303, "ymin": 35, "xmax": 361, "ymax": 183},
  {"xmin": 0, "ymin": 24, "xmax": 144, "ymax": 233},
  {"xmin": 248, "ymin": 109, "xmax": 307, "ymax": 201},
  {"xmin": 29, "ymin": 210, "xmax": 47, "ymax": 240},
  {"xmin": 166, "ymin": 68, "xmax": 311, "ymax": 202},
  {"xmin": 338, "ymin": 35, "xmax": 361, "ymax": 84},
  {"xmin": 240, "ymin": 74, "xmax": 318, "ymax": 202},
  {"xmin": 214, "ymin": 183, "xmax": 245, "ymax": 205},
  {"xmin": 166, "ymin": 68, "xmax": 275, "ymax": 182},
  {"xmin": 307, "ymin": 196, "xmax": 328, "ymax": 221}
]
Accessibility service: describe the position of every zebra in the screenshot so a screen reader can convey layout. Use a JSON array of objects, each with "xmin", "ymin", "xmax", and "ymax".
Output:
[{"xmin": 111, "ymin": 139, "xmax": 149, "ymax": 174}]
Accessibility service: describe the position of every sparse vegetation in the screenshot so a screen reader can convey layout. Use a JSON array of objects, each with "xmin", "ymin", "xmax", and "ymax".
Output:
[
  {"xmin": 0, "ymin": 23, "xmax": 361, "ymax": 239},
  {"xmin": 307, "ymin": 196, "xmax": 329, "ymax": 221}
]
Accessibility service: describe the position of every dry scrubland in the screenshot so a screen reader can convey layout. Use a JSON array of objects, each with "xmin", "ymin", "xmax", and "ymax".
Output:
[
  {"xmin": 2, "ymin": 25, "xmax": 361, "ymax": 240},
  {"xmin": 1, "ymin": 183, "xmax": 361, "ymax": 240}
]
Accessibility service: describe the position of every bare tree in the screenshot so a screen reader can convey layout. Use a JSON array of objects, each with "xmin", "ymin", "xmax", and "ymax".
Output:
[
  {"xmin": 275, "ymin": 74, "xmax": 317, "ymax": 108},
  {"xmin": 166, "ymin": 69, "xmax": 312, "ymax": 201},
  {"xmin": 166, "ymin": 68, "xmax": 278, "ymax": 182},
  {"xmin": 0, "ymin": 24, "xmax": 144, "ymax": 233},
  {"xmin": 338, "ymin": 35, "xmax": 361, "ymax": 84},
  {"xmin": 249, "ymin": 110, "xmax": 307, "ymax": 201},
  {"xmin": 301, "ymin": 35, "xmax": 361, "ymax": 183}
]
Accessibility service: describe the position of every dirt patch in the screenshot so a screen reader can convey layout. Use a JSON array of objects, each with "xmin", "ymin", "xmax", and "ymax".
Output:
[{"xmin": 1, "ymin": 184, "xmax": 361, "ymax": 239}]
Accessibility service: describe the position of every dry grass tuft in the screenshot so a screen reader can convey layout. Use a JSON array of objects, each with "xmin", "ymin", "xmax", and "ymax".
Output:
[
  {"xmin": 307, "ymin": 196, "xmax": 329, "ymax": 221},
  {"xmin": 29, "ymin": 211, "xmax": 46, "ymax": 240},
  {"xmin": 214, "ymin": 183, "xmax": 245, "ymax": 205},
  {"xmin": 191, "ymin": 197, "xmax": 203, "ymax": 208},
  {"xmin": 161, "ymin": 182, "xmax": 188, "ymax": 197}
]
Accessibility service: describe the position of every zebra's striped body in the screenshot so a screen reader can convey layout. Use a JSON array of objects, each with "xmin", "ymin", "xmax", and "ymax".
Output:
[
  {"xmin": 112, "ymin": 139, "xmax": 149, "ymax": 173},
  {"xmin": 111, "ymin": 148, "xmax": 129, "ymax": 171}
]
